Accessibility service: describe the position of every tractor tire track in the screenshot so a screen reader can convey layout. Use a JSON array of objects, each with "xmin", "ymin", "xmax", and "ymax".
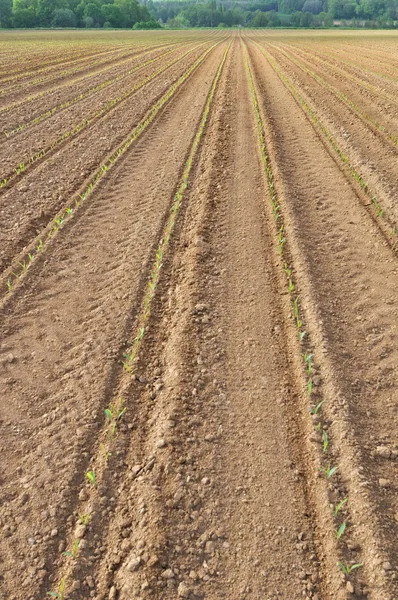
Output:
[
  {"xmin": 247, "ymin": 37, "xmax": 398, "ymax": 600},
  {"xmin": 0, "ymin": 38, "xmax": 229, "ymax": 600},
  {"xmin": 0, "ymin": 42, "xmax": 217, "ymax": 277}
]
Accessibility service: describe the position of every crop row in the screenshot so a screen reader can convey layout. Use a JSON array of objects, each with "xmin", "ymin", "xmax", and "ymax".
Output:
[
  {"xmin": 280, "ymin": 41, "xmax": 398, "ymax": 110},
  {"xmin": 0, "ymin": 41, "xmax": 205, "ymax": 191},
  {"xmin": 3, "ymin": 43, "xmax": 182, "ymax": 138},
  {"xmin": 255, "ymin": 42, "xmax": 398, "ymax": 251},
  {"xmin": 244, "ymin": 40, "xmax": 361, "ymax": 589},
  {"xmin": 2, "ymin": 42, "xmax": 219, "ymax": 298},
  {"xmin": 0, "ymin": 40, "xmax": 161, "ymax": 91},
  {"xmin": 268, "ymin": 43, "xmax": 398, "ymax": 152},
  {"xmin": 0, "ymin": 44, "xmax": 175, "ymax": 117},
  {"xmin": 0, "ymin": 43, "xmax": 126, "ymax": 83},
  {"xmin": 0, "ymin": 45, "xmax": 158, "ymax": 100},
  {"xmin": 301, "ymin": 43, "xmax": 398, "ymax": 86},
  {"xmin": 45, "ymin": 41, "xmax": 230, "ymax": 600}
]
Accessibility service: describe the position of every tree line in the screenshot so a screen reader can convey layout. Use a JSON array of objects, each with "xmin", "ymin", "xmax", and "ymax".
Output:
[{"xmin": 0, "ymin": 0, "xmax": 397, "ymax": 29}]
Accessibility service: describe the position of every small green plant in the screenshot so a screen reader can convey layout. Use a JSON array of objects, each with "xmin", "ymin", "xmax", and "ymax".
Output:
[
  {"xmin": 298, "ymin": 330, "xmax": 306, "ymax": 342},
  {"xmin": 304, "ymin": 353, "xmax": 313, "ymax": 374},
  {"xmin": 62, "ymin": 539, "xmax": 79, "ymax": 559},
  {"xmin": 338, "ymin": 561, "xmax": 362, "ymax": 576},
  {"xmin": 334, "ymin": 498, "xmax": 348, "ymax": 516},
  {"xmin": 321, "ymin": 463, "xmax": 337, "ymax": 479},
  {"xmin": 310, "ymin": 400, "xmax": 324, "ymax": 415},
  {"xmin": 18, "ymin": 261, "xmax": 28, "ymax": 273},
  {"xmin": 307, "ymin": 379, "xmax": 313, "ymax": 396},
  {"xmin": 337, "ymin": 522, "xmax": 346, "ymax": 539},
  {"xmin": 78, "ymin": 513, "xmax": 91, "ymax": 525},
  {"xmin": 322, "ymin": 430, "xmax": 328, "ymax": 453},
  {"xmin": 86, "ymin": 470, "xmax": 96, "ymax": 486},
  {"xmin": 105, "ymin": 397, "xmax": 127, "ymax": 437},
  {"xmin": 6, "ymin": 278, "xmax": 12, "ymax": 291},
  {"xmin": 47, "ymin": 578, "xmax": 66, "ymax": 599}
]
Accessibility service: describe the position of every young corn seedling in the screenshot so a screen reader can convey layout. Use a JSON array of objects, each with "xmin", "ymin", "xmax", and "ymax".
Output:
[
  {"xmin": 334, "ymin": 498, "xmax": 348, "ymax": 517},
  {"xmin": 86, "ymin": 470, "xmax": 96, "ymax": 486},
  {"xmin": 62, "ymin": 539, "xmax": 79, "ymax": 560},
  {"xmin": 105, "ymin": 397, "xmax": 126, "ymax": 438},
  {"xmin": 18, "ymin": 261, "xmax": 28, "ymax": 274},
  {"xmin": 47, "ymin": 578, "xmax": 66, "ymax": 599},
  {"xmin": 292, "ymin": 297, "xmax": 302, "ymax": 329},
  {"xmin": 304, "ymin": 353, "xmax": 314, "ymax": 374},
  {"xmin": 6, "ymin": 279, "xmax": 12, "ymax": 291},
  {"xmin": 307, "ymin": 379, "xmax": 313, "ymax": 396},
  {"xmin": 337, "ymin": 522, "xmax": 346, "ymax": 539},
  {"xmin": 321, "ymin": 463, "xmax": 337, "ymax": 479},
  {"xmin": 309, "ymin": 400, "xmax": 324, "ymax": 415},
  {"xmin": 298, "ymin": 330, "xmax": 306, "ymax": 342},
  {"xmin": 338, "ymin": 562, "xmax": 362, "ymax": 576},
  {"xmin": 78, "ymin": 513, "xmax": 91, "ymax": 525},
  {"xmin": 288, "ymin": 279, "xmax": 295, "ymax": 294},
  {"xmin": 283, "ymin": 264, "xmax": 292, "ymax": 277},
  {"xmin": 323, "ymin": 430, "xmax": 329, "ymax": 453}
]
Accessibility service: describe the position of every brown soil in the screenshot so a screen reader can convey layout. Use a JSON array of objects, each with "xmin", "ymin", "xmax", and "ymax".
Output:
[{"xmin": 1, "ymin": 29, "xmax": 398, "ymax": 600}]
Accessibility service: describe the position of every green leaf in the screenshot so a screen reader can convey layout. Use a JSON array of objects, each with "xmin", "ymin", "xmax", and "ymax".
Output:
[
  {"xmin": 337, "ymin": 522, "xmax": 346, "ymax": 539},
  {"xmin": 327, "ymin": 466, "xmax": 337, "ymax": 479},
  {"xmin": 334, "ymin": 498, "xmax": 348, "ymax": 516},
  {"xmin": 322, "ymin": 430, "xmax": 328, "ymax": 452}
]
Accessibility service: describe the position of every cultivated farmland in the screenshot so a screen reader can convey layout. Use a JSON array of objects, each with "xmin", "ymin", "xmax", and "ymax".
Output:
[{"xmin": 0, "ymin": 28, "xmax": 398, "ymax": 600}]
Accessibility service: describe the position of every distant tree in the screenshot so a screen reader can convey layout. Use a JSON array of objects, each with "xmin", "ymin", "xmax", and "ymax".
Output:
[
  {"xmin": 0, "ymin": 0, "xmax": 12, "ymax": 26},
  {"xmin": 300, "ymin": 9, "xmax": 314, "ymax": 23},
  {"xmin": 302, "ymin": 0, "xmax": 323, "ymax": 13},
  {"xmin": 83, "ymin": 1, "xmax": 102, "ymax": 24},
  {"xmin": 251, "ymin": 9, "xmax": 269, "ymax": 24},
  {"xmin": 52, "ymin": 6, "xmax": 76, "ymax": 24},
  {"xmin": 100, "ymin": 2, "xmax": 125, "ymax": 26},
  {"xmin": 132, "ymin": 18, "xmax": 161, "ymax": 27},
  {"xmin": 12, "ymin": 4, "xmax": 35, "ymax": 25}
]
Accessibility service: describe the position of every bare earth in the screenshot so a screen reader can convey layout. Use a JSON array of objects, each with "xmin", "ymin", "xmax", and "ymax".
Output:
[{"xmin": 0, "ymin": 29, "xmax": 398, "ymax": 600}]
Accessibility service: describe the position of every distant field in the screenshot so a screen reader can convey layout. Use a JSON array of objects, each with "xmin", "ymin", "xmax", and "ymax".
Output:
[{"xmin": 1, "ymin": 29, "xmax": 398, "ymax": 600}]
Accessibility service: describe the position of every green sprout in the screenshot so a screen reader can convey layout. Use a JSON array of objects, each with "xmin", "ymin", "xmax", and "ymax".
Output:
[
  {"xmin": 310, "ymin": 400, "xmax": 324, "ymax": 415},
  {"xmin": 78, "ymin": 513, "xmax": 91, "ymax": 525},
  {"xmin": 338, "ymin": 562, "xmax": 362, "ymax": 576},
  {"xmin": 86, "ymin": 470, "xmax": 96, "ymax": 486},
  {"xmin": 105, "ymin": 397, "xmax": 127, "ymax": 437},
  {"xmin": 334, "ymin": 498, "xmax": 348, "ymax": 517},
  {"xmin": 337, "ymin": 522, "xmax": 346, "ymax": 539},
  {"xmin": 323, "ymin": 430, "xmax": 329, "ymax": 453},
  {"xmin": 47, "ymin": 578, "xmax": 66, "ymax": 599},
  {"xmin": 321, "ymin": 463, "xmax": 337, "ymax": 479},
  {"xmin": 62, "ymin": 539, "xmax": 79, "ymax": 559}
]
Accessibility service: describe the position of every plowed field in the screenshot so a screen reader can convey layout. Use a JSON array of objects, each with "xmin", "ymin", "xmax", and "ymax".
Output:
[{"xmin": 0, "ymin": 29, "xmax": 398, "ymax": 600}]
